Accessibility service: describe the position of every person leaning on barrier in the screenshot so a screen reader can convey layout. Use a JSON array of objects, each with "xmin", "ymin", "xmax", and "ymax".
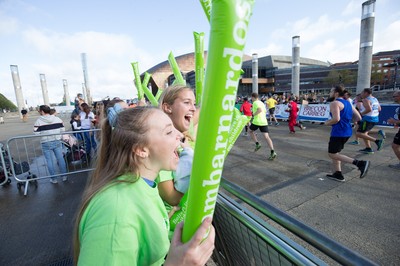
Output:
[
  {"xmin": 33, "ymin": 105, "xmax": 68, "ymax": 183},
  {"xmin": 73, "ymin": 107, "xmax": 215, "ymax": 265}
]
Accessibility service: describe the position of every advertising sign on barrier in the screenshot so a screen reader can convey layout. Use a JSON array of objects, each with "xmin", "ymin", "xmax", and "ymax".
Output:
[
  {"xmin": 298, "ymin": 104, "xmax": 331, "ymax": 122},
  {"xmin": 377, "ymin": 104, "xmax": 399, "ymax": 127},
  {"xmin": 274, "ymin": 104, "xmax": 289, "ymax": 120}
]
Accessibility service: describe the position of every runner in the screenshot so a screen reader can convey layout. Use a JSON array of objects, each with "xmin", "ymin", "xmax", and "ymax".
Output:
[
  {"xmin": 249, "ymin": 92, "xmax": 277, "ymax": 160},
  {"xmin": 325, "ymin": 86, "xmax": 370, "ymax": 182}
]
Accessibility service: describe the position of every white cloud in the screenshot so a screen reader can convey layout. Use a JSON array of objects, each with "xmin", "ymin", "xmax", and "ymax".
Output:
[
  {"xmin": 249, "ymin": 43, "xmax": 284, "ymax": 57},
  {"xmin": 342, "ymin": 0, "xmax": 361, "ymax": 16},
  {"xmin": 292, "ymin": 15, "xmax": 359, "ymax": 44},
  {"xmin": 374, "ymin": 20, "xmax": 400, "ymax": 52},
  {"xmin": 0, "ymin": 11, "xmax": 19, "ymax": 35},
  {"xmin": 6, "ymin": 28, "xmax": 167, "ymax": 106}
]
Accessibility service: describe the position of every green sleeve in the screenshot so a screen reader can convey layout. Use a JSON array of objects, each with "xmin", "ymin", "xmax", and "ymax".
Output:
[{"xmin": 157, "ymin": 170, "xmax": 174, "ymax": 183}]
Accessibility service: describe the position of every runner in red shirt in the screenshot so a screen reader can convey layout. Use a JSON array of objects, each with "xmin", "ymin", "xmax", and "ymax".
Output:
[
  {"xmin": 286, "ymin": 98, "xmax": 305, "ymax": 133},
  {"xmin": 240, "ymin": 97, "xmax": 252, "ymax": 136}
]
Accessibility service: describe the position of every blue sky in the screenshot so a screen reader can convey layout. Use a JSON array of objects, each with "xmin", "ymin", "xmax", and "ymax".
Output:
[{"xmin": 1, "ymin": 0, "xmax": 399, "ymax": 107}]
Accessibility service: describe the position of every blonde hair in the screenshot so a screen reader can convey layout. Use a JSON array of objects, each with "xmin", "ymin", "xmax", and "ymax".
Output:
[
  {"xmin": 158, "ymin": 84, "xmax": 193, "ymax": 108},
  {"xmin": 73, "ymin": 106, "xmax": 158, "ymax": 263}
]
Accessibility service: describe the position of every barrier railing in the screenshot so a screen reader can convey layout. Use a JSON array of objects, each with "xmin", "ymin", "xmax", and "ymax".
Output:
[
  {"xmin": 214, "ymin": 178, "xmax": 378, "ymax": 266},
  {"xmin": 0, "ymin": 143, "xmax": 11, "ymax": 186},
  {"xmin": 5, "ymin": 129, "xmax": 98, "ymax": 195}
]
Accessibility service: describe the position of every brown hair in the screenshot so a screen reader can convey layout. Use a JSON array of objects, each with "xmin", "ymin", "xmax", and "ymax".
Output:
[
  {"xmin": 251, "ymin": 92, "xmax": 259, "ymax": 99},
  {"xmin": 333, "ymin": 85, "xmax": 346, "ymax": 97},
  {"xmin": 73, "ymin": 106, "xmax": 158, "ymax": 263}
]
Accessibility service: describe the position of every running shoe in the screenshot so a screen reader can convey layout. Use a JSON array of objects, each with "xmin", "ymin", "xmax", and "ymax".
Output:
[
  {"xmin": 62, "ymin": 176, "xmax": 68, "ymax": 182},
  {"xmin": 254, "ymin": 143, "xmax": 261, "ymax": 152},
  {"xmin": 358, "ymin": 148, "xmax": 374, "ymax": 154},
  {"xmin": 378, "ymin": 129, "xmax": 386, "ymax": 139},
  {"xmin": 348, "ymin": 140, "xmax": 360, "ymax": 145},
  {"xmin": 50, "ymin": 178, "xmax": 58, "ymax": 184},
  {"xmin": 375, "ymin": 139, "xmax": 384, "ymax": 151},
  {"xmin": 268, "ymin": 151, "xmax": 277, "ymax": 160},
  {"xmin": 357, "ymin": 160, "xmax": 370, "ymax": 178},
  {"xmin": 388, "ymin": 163, "xmax": 400, "ymax": 170},
  {"xmin": 326, "ymin": 172, "xmax": 345, "ymax": 182},
  {"xmin": 275, "ymin": 122, "xmax": 280, "ymax": 126}
]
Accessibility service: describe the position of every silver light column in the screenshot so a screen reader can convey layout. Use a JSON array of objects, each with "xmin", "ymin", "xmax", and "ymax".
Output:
[
  {"xmin": 252, "ymin": 53, "xmax": 258, "ymax": 94},
  {"xmin": 10, "ymin": 65, "xmax": 26, "ymax": 118},
  {"xmin": 63, "ymin": 79, "xmax": 71, "ymax": 106},
  {"xmin": 291, "ymin": 36, "xmax": 300, "ymax": 97},
  {"xmin": 39, "ymin": 74, "xmax": 50, "ymax": 106},
  {"xmin": 356, "ymin": 0, "xmax": 376, "ymax": 94},
  {"xmin": 81, "ymin": 53, "xmax": 92, "ymax": 105}
]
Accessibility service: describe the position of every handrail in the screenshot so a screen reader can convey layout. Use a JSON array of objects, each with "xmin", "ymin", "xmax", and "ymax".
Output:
[
  {"xmin": 220, "ymin": 178, "xmax": 378, "ymax": 266},
  {"xmin": 217, "ymin": 191, "xmax": 324, "ymax": 265}
]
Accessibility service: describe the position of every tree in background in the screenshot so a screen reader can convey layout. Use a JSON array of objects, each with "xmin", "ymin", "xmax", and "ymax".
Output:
[
  {"xmin": 0, "ymin": 93, "xmax": 17, "ymax": 111},
  {"xmin": 324, "ymin": 69, "xmax": 357, "ymax": 87}
]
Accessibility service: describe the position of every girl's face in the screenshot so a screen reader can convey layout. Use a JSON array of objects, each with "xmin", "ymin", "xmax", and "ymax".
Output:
[
  {"xmin": 146, "ymin": 110, "xmax": 183, "ymax": 172},
  {"xmin": 164, "ymin": 89, "xmax": 196, "ymax": 133}
]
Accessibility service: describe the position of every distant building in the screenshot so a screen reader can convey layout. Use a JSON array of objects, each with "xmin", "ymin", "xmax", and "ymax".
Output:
[{"xmin": 141, "ymin": 49, "xmax": 400, "ymax": 98}]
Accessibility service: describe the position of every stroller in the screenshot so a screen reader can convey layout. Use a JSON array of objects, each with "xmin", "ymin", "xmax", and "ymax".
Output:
[
  {"xmin": 62, "ymin": 134, "xmax": 87, "ymax": 164},
  {"xmin": 0, "ymin": 142, "xmax": 38, "ymax": 189}
]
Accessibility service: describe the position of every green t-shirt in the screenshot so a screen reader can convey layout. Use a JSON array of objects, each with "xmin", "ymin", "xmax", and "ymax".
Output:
[
  {"xmin": 252, "ymin": 100, "xmax": 268, "ymax": 126},
  {"xmin": 156, "ymin": 170, "xmax": 175, "ymax": 213},
  {"xmin": 78, "ymin": 174, "xmax": 170, "ymax": 266}
]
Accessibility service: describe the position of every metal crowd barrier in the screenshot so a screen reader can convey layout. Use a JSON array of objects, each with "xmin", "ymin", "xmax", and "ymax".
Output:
[
  {"xmin": 4, "ymin": 129, "xmax": 98, "ymax": 195},
  {"xmin": 213, "ymin": 178, "xmax": 378, "ymax": 266},
  {"xmin": 0, "ymin": 143, "xmax": 11, "ymax": 186}
]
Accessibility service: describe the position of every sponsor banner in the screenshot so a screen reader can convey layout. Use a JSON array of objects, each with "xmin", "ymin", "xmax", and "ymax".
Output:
[
  {"xmin": 378, "ymin": 104, "xmax": 399, "ymax": 127},
  {"xmin": 273, "ymin": 103, "xmax": 398, "ymax": 126},
  {"xmin": 298, "ymin": 104, "xmax": 330, "ymax": 122},
  {"xmin": 274, "ymin": 104, "xmax": 289, "ymax": 119}
]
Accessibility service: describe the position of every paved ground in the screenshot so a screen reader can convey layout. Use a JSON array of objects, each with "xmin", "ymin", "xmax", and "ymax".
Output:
[{"xmin": 0, "ymin": 112, "xmax": 399, "ymax": 265}]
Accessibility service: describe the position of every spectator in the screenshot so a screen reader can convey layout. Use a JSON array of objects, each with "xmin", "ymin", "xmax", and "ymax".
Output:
[
  {"xmin": 79, "ymin": 103, "xmax": 97, "ymax": 162},
  {"xmin": 74, "ymin": 107, "xmax": 215, "ymax": 265},
  {"xmin": 33, "ymin": 105, "xmax": 67, "ymax": 183},
  {"xmin": 70, "ymin": 113, "xmax": 83, "ymax": 141},
  {"xmin": 157, "ymin": 85, "xmax": 197, "ymax": 213},
  {"xmin": 74, "ymin": 93, "xmax": 85, "ymax": 115}
]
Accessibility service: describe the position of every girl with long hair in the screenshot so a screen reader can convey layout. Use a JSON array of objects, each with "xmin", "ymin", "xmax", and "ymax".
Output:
[{"xmin": 74, "ymin": 106, "xmax": 214, "ymax": 265}]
